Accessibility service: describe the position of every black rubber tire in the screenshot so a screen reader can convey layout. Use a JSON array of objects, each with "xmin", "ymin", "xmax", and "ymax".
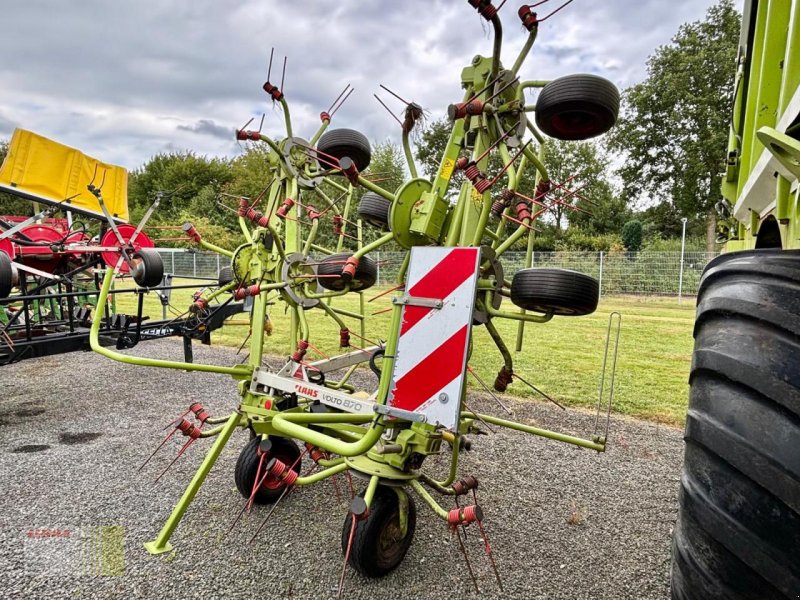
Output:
[
  {"xmin": 341, "ymin": 486, "xmax": 416, "ymax": 577},
  {"xmin": 670, "ymin": 249, "xmax": 800, "ymax": 599},
  {"xmin": 317, "ymin": 252, "xmax": 377, "ymax": 292},
  {"xmin": 131, "ymin": 249, "xmax": 164, "ymax": 287},
  {"xmin": 510, "ymin": 268, "xmax": 598, "ymax": 316},
  {"xmin": 316, "ymin": 129, "xmax": 371, "ymax": 172},
  {"xmin": 0, "ymin": 252, "xmax": 13, "ymax": 298},
  {"xmin": 535, "ymin": 74, "xmax": 619, "ymax": 141},
  {"xmin": 218, "ymin": 266, "xmax": 235, "ymax": 287},
  {"xmin": 234, "ymin": 436, "xmax": 302, "ymax": 505},
  {"xmin": 358, "ymin": 192, "xmax": 391, "ymax": 229}
]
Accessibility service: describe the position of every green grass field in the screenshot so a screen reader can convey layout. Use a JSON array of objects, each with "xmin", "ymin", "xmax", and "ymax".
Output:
[{"xmin": 113, "ymin": 281, "xmax": 696, "ymax": 426}]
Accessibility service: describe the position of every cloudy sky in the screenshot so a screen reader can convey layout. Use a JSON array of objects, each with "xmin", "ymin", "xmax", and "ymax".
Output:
[{"xmin": 0, "ymin": 1, "xmax": 734, "ymax": 171}]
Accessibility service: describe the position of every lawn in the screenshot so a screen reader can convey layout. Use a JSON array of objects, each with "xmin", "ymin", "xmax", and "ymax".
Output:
[{"xmin": 112, "ymin": 280, "xmax": 696, "ymax": 427}]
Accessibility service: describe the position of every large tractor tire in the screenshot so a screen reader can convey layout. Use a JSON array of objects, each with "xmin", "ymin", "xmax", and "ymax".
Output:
[{"xmin": 671, "ymin": 249, "xmax": 800, "ymax": 599}]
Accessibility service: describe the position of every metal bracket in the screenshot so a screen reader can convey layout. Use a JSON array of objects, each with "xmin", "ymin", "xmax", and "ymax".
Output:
[
  {"xmin": 0, "ymin": 206, "xmax": 57, "ymax": 240},
  {"xmin": 374, "ymin": 403, "xmax": 428, "ymax": 424},
  {"xmin": 392, "ymin": 294, "xmax": 444, "ymax": 309}
]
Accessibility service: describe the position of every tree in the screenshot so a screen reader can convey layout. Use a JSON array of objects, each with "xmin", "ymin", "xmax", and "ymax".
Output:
[
  {"xmin": 414, "ymin": 119, "xmax": 625, "ymax": 248},
  {"xmin": 0, "ymin": 139, "xmax": 35, "ymax": 217},
  {"xmin": 541, "ymin": 139, "xmax": 626, "ymax": 233},
  {"xmin": 621, "ymin": 220, "xmax": 644, "ymax": 251},
  {"xmin": 608, "ymin": 0, "xmax": 740, "ymax": 251},
  {"xmin": 364, "ymin": 140, "xmax": 407, "ymax": 194},
  {"xmin": 127, "ymin": 151, "xmax": 233, "ymax": 238},
  {"xmin": 414, "ymin": 118, "xmax": 451, "ymax": 180},
  {"xmin": 227, "ymin": 143, "xmax": 276, "ymax": 201}
]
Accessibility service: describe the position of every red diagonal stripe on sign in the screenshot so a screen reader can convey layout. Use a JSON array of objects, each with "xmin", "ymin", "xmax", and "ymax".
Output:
[
  {"xmin": 390, "ymin": 324, "xmax": 469, "ymax": 412},
  {"xmin": 400, "ymin": 249, "xmax": 477, "ymax": 335}
]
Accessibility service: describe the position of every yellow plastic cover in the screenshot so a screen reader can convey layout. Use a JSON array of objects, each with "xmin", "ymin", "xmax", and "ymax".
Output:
[{"xmin": 0, "ymin": 128, "xmax": 128, "ymax": 222}]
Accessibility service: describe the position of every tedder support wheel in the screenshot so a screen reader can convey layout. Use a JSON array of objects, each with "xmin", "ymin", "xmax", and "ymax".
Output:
[
  {"xmin": 357, "ymin": 192, "xmax": 391, "ymax": 229},
  {"xmin": 341, "ymin": 486, "xmax": 417, "ymax": 577},
  {"xmin": 0, "ymin": 251, "xmax": 13, "ymax": 298},
  {"xmin": 670, "ymin": 250, "xmax": 800, "ymax": 599},
  {"xmin": 317, "ymin": 252, "xmax": 377, "ymax": 292},
  {"xmin": 218, "ymin": 266, "xmax": 235, "ymax": 287},
  {"xmin": 535, "ymin": 74, "xmax": 619, "ymax": 141},
  {"xmin": 510, "ymin": 268, "xmax": 599, "ymax": 316},
  {"xmin": 131, "ymin": 249, "xmax": 164, "ymax": 288},
  {"xmin": 316, "ymin": 128, "xmax": 371, "ymax": 173},
  {"xmin": 234, "ymin": 436, "xmax": 302, "ymax": 505}
]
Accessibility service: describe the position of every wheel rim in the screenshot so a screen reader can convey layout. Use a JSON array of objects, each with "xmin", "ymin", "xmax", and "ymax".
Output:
[
  {"xmin": 550, "ymin": 109, "xmax": 605, "ymax": 138},
  {"xmin": 376, "ymin": 509, "xmax": 408, "ymax": 567}
]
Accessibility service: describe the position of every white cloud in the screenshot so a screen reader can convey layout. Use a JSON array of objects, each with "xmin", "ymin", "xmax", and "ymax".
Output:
[{"xmin": 0, "ymin": 0, "xmax": 736, "ymax": 170}]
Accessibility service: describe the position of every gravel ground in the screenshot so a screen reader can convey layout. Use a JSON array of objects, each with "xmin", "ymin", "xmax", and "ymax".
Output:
[{"xmin": 0, "ymin": 339, "xmax": 684, "ymax": 599}]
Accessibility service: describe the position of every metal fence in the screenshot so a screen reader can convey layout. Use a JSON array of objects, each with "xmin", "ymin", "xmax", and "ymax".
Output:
[{"xmin": 156, "ymin": 248, "xmax": 719, "ymax": 298}]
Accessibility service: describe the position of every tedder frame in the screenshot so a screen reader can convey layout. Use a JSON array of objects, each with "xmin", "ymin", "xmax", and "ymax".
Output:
[{"xmin": 89, "ymin": 1, "xmax": 621, "ymax": 592}]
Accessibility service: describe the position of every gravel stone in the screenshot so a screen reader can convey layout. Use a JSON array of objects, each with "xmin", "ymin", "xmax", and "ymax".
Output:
[{"xmin": 0, "ymin": 339, "xmax": 683, "ymax": 599}]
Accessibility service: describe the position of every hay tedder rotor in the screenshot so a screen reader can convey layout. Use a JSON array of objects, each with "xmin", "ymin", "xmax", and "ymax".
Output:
[{"xmin": 88, "ymin": 1, "xmax": 622, "ymax": 593}]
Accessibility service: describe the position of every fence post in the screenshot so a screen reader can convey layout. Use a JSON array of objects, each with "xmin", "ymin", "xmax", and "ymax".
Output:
[
  {"xmin": 216, "ymin": 253, "xmax": 220, "ymax": 275},
  {"xmin": 376, "ymin": 251, "xmax": 381, "ymax": 286},
  {"xmin": 598, "ymin": 251, "xmax": 604, "ymax": 297},
  {"xmin": 171, "ymin": 251, "xmax": 175, "ymax": 276},
  {"xmin": 193, "ymin": 253, "xmax": 197, "ymax": 278},
  {"xmin": 678, "ymin": 217, "xmax": 687, "ymax": 304}
]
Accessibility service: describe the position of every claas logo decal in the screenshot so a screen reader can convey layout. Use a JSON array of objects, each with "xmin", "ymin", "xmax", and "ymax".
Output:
[{"xmin": 294, "ymin": 384, "xmax": 318, "ymax": 398}]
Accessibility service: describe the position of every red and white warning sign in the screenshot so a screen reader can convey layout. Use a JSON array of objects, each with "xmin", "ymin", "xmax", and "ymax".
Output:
[{"xmin": 387, "ymin": 246, "xmax": 481, "ymax": 430}]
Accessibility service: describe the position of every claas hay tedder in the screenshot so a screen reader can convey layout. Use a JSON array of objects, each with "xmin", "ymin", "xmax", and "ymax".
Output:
[{"xmin": 88, "ymin": 1, "xmax": 622, "ymax": 594}]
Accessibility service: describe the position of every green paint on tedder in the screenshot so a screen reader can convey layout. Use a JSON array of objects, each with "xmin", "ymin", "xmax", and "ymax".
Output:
[
  {"xmin": 718, "ymin": 0, "xmax": 800, "ymax": 250},
  {"xmin": 90, "ymin": 1, "xmax": 621, "ymax": 592}
]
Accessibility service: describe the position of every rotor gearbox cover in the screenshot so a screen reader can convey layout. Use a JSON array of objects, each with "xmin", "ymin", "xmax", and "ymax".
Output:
[
  {"xmin": 231, "ymin": 241, "xmax": 275, "ymax": 285},
  {"xmin": 390, "ymin": 178, "xmax": 449, "ymax": 249}
]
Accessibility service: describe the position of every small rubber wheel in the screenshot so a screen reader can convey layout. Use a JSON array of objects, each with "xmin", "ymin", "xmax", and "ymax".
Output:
[
  {"xmin": 234, "ymin": 436, "xmax": 302, "ymax": 505},
  {"xmin": 670, "ymin": 249, "xmax": 800, "ymax": 599},
  {"xmin": 510, "ymin": 268, "xmax": 598, "ymax": 316},
  {"xmin": 316, "ymin": 129, "xmax": 371, "ymax": 172},
  {"xmin": 535, "ymin": 74, "xmax": 619, "ymax": 140},
  {"xmin": 341, "ymin": 487, "xmax": 416, "ymax": 577},
  {"xmin": 317, "ymin": 252, "xmax": 377, "ymax": 292},
  {"xmin": 0, "ymin": 252, "xmax": 13, "ymax": 298},
  {"xmin": 131, "ymin": 249, "xmax": 164, "ymax": 287},
  {"xmin": 218, "ymin": 266, "xmax": 235, "ymax": 287},
  {"xmin": 358, "ymin": 192, "xmax": 391, "ymax": 229}
]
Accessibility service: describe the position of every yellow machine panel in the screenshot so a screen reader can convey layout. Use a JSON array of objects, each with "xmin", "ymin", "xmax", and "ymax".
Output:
[{"xmin": 0, "ymin": 128, "xmax": 129, "ymax": 222}]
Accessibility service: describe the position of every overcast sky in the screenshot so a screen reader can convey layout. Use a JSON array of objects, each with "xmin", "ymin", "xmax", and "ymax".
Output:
[{"xmin": 0, "ymin": 1, "xmax": 735, "ymax": 171}]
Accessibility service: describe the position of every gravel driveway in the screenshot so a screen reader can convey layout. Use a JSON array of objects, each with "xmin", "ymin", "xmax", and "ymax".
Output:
[{"xmin": 0, "ymin": 340, "xmax": 684, "ymax": 599}]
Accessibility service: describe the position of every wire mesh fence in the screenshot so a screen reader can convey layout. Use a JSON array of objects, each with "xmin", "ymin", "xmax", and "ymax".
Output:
[{"xmin": 156, "ymin": 248, "xmax": 720, "ymax": 298}]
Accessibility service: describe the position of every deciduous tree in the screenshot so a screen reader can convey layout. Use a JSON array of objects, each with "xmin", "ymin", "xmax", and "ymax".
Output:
[{"xmin": 608, "ymin": 0, "xmax": 740, "ymax": 251}]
